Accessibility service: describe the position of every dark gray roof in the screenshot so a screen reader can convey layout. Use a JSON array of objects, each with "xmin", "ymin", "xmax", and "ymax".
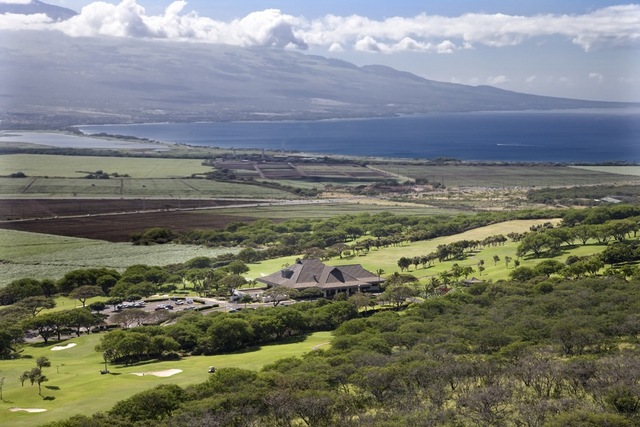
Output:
[{"xmin": 256, "ymin": 259, "xmax": 381, "ymax": 290}]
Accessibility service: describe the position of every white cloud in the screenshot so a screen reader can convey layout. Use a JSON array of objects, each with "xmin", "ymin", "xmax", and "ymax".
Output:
[
  {"xmin": 589, "ymin": 72, "xmax": 604, "ymax": 83},
  {"xmin": 328, "ymin": 42, "xmax": 344, "ymax": 52},
  {"xmin": 487, "ymin": 75, "xmax": 509, "ymax": 85},
  {"xmin": 1, "ymin": 1, "xmax": 638, "ymax": 53},
  {"xmin": 525, "ymin": 75, "xmax": 537, "ymax": 84},
  {"xmin": 0, "ymin": 12, "xmax": 51, "ymax": 29},
  {"xmin": 0, "ymin": 0, "xmax": 32, "ymax": 4}
]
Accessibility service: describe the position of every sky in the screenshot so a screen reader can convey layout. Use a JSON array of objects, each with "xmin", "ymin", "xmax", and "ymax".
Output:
[{"xmin": 2, "ymin": 0, "xmax": 640, "ymax": 102}]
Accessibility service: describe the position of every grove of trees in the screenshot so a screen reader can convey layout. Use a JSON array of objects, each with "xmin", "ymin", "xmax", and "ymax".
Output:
[{"xmin": 47, "ymin": 275, "xmax": 640, "ymax": 427}]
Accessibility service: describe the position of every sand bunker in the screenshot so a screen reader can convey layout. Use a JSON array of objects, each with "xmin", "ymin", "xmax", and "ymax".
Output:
[
  {"xmin": 131, "ymin": 369, "xmax": 182, "ymax": 377},
  {"xmin": 9, "ymin": 407, "xmax": 47, "ymax": 413},
  {"xmin": 51, "ymin": 343, "xmax": 77, "ymax": 351}
]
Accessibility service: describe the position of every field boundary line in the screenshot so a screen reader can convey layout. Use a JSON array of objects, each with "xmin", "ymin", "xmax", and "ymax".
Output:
[
  {"xmin": 180, "ymin": 179, "xmax": 203, "ymax": 194},
  {"xmin": 21, "ymin": 177, "xmax": 37, "ymax": 194}
]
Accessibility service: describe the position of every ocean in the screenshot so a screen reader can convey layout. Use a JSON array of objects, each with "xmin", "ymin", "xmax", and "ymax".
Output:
[{"xmin": 80, "ymin": 109, "xmax": 640, "ymax": 163}]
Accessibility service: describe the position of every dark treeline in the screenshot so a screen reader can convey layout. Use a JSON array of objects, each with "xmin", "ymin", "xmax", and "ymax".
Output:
[
  {"xmin": 46, "ymin": 276, "xmax": 640, "ymax": 427},
  {"xmin": 528, "ymin": 184, "xmax": 640, "ymax": 206}
]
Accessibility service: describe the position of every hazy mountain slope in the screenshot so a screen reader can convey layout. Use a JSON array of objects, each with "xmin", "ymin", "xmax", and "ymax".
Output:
[
  {"xmin": 0, "ymin": 0, "xmax": 76, "ymax": 21},
  {"xmin": 0, "ymin": 30, "xmax": 626, "ymax": 128}
]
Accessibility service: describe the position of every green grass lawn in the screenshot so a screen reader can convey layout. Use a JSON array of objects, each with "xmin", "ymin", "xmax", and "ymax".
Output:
[
  {"xmin": 246, "ymin": 219, "xmax": 563, "ymax": 281},
  {"xmin": 244, "ymin": 218, "xmax": 623, "ymax": 285},
  {"xmin": 0, "ymin": 331, "xmax": 332, "ymax": 427}
]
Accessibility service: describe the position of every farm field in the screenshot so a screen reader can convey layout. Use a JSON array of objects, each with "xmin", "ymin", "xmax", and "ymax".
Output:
[
  {"xmin": 0, "ymin": 199, "xmax": 458, "ymax": 242},
  {"xmin": 214, "ymin": 160, "xmax": 390, "ymax": 182},
  {"xmin": 0, "ymin": 229, "xmax": 238, "ymax": 286},
  {"xmin": 0, "ymin": 331, "xmax": 332, "ymax": 427},
  {"xmin": 372, "ymin": 164, "xmax": 640, "ymax": 187},
  {"xmin": 0, "ymin": 198, "xmax": 256, "ymax": 221},
  {"xmin": 569, "ymin": 165, "xmax": 640, "ymax": 176},
  {"xmin": 0, "ymin": 208, "xmax": 259, "ymax": 242},
  {"xmin": 0, "ymin": 154, "xmax": 211, "ymax": 178},
  {"xmin": 0, "ymin": 177, "xmax": 297, "ymax": 198}
]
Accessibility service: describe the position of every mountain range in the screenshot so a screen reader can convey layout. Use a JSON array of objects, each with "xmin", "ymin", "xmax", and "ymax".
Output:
[
  {"xmin": 0, "ymin": 3, "xmax": 630, "ymax": 129},
  {"xmin": 0, "ymin": 0, "xmax": 76, "ymax": 21}
]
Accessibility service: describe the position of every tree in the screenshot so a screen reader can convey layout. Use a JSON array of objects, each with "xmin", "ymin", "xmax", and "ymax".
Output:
[
  {"xmin": 36, "ymin": 356, "xmax": 51, "ymax": 370},
  {"xmin": 57, "ymin": 268, "xmax": 120, "ymax": 294},
  {"xmin": 397, "ymin": 257, "xmax": 411, "ymax": 272},
  {"xmin": 185, "ymin": 268, "xmax": 218, "ymax": 297},
  {"xmin": 261, "ymin": 287, "xmax": 300, "ymax": 307},
  {"xmin": 224, "ymin": 260, "xmax": 250, "ymax": 276},
  {"xmin": 240, "ymin": 293, "xmax": 254, "ymax": 308},
  {"xmin": 237, "ymin": 247, "xmax": 260, "ymax": 263},
  {"xmin": 504, "ymin": 256, "xmax": 512, "ymax": 268},
  {"xmin": 534, "ymin": 259, "xmax": 565, "ymax": 277},
  {"xmin": 111, "ymin": 309, "xmax": 149, "ymax": 329},
  {"xmin": 349, "ymin": 292, "xmax": 372, "ymax": 315},
  {"xmin": 493, "ymin": 255, "xmax": 500, "ymax": 266},
  {"xmin": 219, "ymin": 274, "xmax": 247, "ymax": 294},
  {"xmin": 509, "ymin": 266, "xmax": 537, "ymax": 282},
  {"xmin": 184, "ymin": 256, "xmax": 215, "ymax": 269},
  {"xmin": 89, "ymin": 301, "xmax": 107, "ymax": 313},
  {"xmin": 202, "ymin": 317, "xmax": 255, "ymax": 354},
  {"xmin": 108, "ymin": 384, "xmax": 186, "ymax": 422},
  {"xmin": 23, "ymin": 312, "xmax": 59, "ymax": 344},
  {"xmin": 15, "ymin": 296, "xmax": 55, "ymax": 318},
  {"xmin": 20, "ymin": 358, "xmax": 50, "ymax": 397},
  {"xmin": 517, "ymin": 233, "xmax": 562, "ymax": 258},
  {"xmin": 0, "ymin": 278, "xmax": 45, "ymax": 305},
  {"xmin": 69, "ymin": 285, "xmax": 104, "ymax": 307},
  {"xmin": 572, "ymin": 225, "xmax": 595, "ymax": 245},
  {"xmin": 0, "ymin": 377, "xmax": 4, "ymax": 401},
  {"xmin": 97, "ymin": 330, "xmax": 152, "ymax": 365},
  {"xmin": 380, "ymin": 285, "xmax": 417, "ymax": 308},
  {"xmin": 66, "ymin": 308, "xmax": 103, "ymax": 336},
  {"xmin": 0, "ymin": 322, "xmax": 24, "ymax": 359}
]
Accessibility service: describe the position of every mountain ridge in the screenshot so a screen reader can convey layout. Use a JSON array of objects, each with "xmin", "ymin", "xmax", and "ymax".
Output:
[
  {"xmin": 0, "ymin": 29, "xmax": 632, "ymax": 129},
  {"xmin": 0, "ymin": 0, "xmax": 76, "ymax": 21}
]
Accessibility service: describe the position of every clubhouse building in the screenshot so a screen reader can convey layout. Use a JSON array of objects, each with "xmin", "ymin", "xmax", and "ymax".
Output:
[{"xmin": 256, "ymin": 258, "xmax": 383, "ymax": 298}]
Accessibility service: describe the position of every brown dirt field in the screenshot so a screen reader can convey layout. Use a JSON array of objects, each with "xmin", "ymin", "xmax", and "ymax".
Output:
[
  {"xmin": 0, "ymin": 198, "xmax": 252, "ymax": 221},
  {"xmin": 0, "ymin": 198, "xmax": 262, "ymax": 242},
  {"xmin": 0, "ymin": 210, "xmax": 258, "ymax": 242}
]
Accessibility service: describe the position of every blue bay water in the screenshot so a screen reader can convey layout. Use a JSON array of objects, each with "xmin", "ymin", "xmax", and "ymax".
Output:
[{"xmin": 80, "ymin": 110, "xmax": 640, "ymax": 163}]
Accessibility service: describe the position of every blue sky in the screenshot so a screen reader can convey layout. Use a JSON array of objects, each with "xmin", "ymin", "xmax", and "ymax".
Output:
[
  {"xmin": 54, "ymin": 1, "xmax": 629, "ymax": 19},
  {"xmin": 6, "ymin": 0, "xmax": 640, "ymax": 101}
]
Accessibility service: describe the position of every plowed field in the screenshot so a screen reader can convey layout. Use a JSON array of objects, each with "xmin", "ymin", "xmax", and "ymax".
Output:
[{"xmin": 0, "ymin": 199, "xmax": 259, "ymax": 242}]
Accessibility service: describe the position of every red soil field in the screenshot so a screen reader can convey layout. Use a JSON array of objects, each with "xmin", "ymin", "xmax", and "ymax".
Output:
[{"xmin": 0, "ymin": 199, "xmax": 260, "ymax": 242}]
